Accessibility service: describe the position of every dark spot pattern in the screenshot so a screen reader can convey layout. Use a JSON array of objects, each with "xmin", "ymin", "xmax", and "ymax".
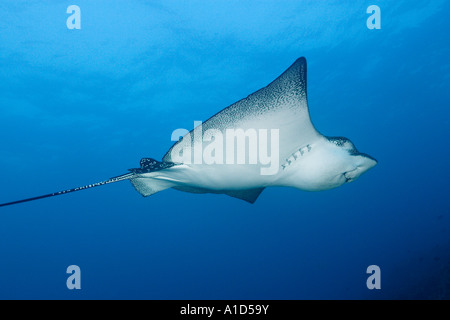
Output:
[{"xmin": 128, "ymin": 158, "xmax": 176, "ymax": 174}]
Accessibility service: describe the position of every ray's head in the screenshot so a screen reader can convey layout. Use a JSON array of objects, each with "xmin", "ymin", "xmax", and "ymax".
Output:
[
  {"xmin": 326, "ymin": 136, "xmax": 377, "ymax": 185},
  {"xmin": 280, "ymin": 136, "xmax": 377, "ymax": 192}
]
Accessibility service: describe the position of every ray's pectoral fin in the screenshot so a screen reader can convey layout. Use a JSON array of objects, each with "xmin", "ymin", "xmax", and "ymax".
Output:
[
  {"xmin": 129, "ymin": 158, "xmax": 178, "ymax": 198},
  {"xmin": 173, "ymin": 186, "xmax": 265, "ymax": 204},
  {"xmin": 223, "ymin": 188, "xmax": 265, "ymax": 204}
]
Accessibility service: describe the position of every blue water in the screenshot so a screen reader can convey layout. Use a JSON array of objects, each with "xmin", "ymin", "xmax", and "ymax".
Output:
[{"xmin": 0, "ymin": 0, "xmax": 449, "ymax": 299}]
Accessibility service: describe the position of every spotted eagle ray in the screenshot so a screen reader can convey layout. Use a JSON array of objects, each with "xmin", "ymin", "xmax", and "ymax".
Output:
[{"xmin": 0, "ymin": 57, "xmax": 377, "ymax": 207}]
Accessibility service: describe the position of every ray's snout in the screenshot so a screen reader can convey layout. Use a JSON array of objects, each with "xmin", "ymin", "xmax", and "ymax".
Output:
[
  {"xmin": 361, "ymin": 153, "xmax": 378, "ymax": 170},
  {"xmin": 346, "ymin": 153, "xmax": 377, "ymax": 182}
]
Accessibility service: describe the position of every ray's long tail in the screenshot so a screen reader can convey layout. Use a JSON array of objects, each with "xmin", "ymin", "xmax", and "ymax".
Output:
[{"xmin": 0, "ymin": 173, "xmax": 135, "ymax": 208}]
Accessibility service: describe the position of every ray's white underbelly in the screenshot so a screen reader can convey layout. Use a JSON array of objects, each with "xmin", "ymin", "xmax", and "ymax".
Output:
[{"xmin": 152, "ymin": 164, "xmax": 273, "ymax": 191}]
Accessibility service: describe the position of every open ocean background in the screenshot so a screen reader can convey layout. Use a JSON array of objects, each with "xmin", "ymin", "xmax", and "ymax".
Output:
[{"xmin": 0, "ymin": 0, "xmax": 449, "ymax": 299}]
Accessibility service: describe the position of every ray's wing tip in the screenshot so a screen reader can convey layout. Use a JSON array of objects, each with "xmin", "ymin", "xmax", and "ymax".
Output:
[
  {"xmin": 293, "ymin": 57, "xmax": 306, "ymax": 67},
  {"xmin": 286, "ymin": 57, "xmax": 307, "ymax": 78}
]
